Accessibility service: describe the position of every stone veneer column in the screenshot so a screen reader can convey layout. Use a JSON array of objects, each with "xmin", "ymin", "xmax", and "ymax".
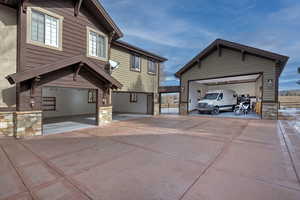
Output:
[
  {"xmin": 154, "ymin": 103, "xmax": 160, "ymax": 116},
  {"xmin": 14, "ymin": 111, "xmax": 42, "ymax": 138},
  {"xmin": 0, "ymin": 112, "xmax": 14, "ymax": 136},
  {"xmin": 262, "ymin": 102, "xmax": 278, "ymax": 120},
  {"xmin": 98, "ymin": 106, "xmax": 112, "ymax": 126},
  {"xmin": 179, "ymin": 103, "xmax": 188, "ymax": 115}
]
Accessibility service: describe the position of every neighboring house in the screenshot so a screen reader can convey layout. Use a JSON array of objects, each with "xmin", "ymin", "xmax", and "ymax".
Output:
[
  {"xmin": 0, "ymin": 0, "xmax": 166, "ymax": 138},
  {"xmin": 175, "ymin": 39, "xmax": 289, "ymax": 120}
]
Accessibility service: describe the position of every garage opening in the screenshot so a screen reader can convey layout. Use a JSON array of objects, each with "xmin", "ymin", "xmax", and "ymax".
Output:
[
  {"xmin": 42, "ymin": 86, "xmax": 97, "ymax": 135},
  {"xmin": 188, "ymin": 74, "xmax": 262, "ymax": 119},
  {"xmin": 112, "ymin": 92, "xmax": 153, "ymax": 121}
]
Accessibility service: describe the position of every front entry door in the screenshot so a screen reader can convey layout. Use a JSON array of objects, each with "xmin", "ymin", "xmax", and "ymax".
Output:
[{"xmin": 147, "ymin": 94, "xmax": 153, "ymax": 114}]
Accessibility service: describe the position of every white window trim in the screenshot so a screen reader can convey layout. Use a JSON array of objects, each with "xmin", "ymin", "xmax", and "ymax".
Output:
[
  {"xmin": 86, "ymin": 26, "xmax": 108, "ymax": 62},
  {"xmin": 27, "ymin": 7, "xmax": 63, "ymax": 51},
  {"xmin": 130, "ymin": 54, "xmax": 141, "ymax": 72},
  {"xmin": 148, "ymin": 60, "xmax": 157, "ymax": 75}
]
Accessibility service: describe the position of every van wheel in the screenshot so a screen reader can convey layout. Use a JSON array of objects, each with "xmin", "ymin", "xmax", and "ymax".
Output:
[
  {"xmin": 211, "ymin": 107, "xmax": 219, "ymax": 115},
  {"xmin": 232, "ymin": 106, "xmax": 235, "ymax": 112}
]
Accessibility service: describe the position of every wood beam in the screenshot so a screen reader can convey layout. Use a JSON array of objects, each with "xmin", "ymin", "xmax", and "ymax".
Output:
[
  {"xmin": 74, "ymin": 0, "xmax": 83, "ymax": 17},
  {"xmin": 73, "ymin": 62, "xmax": 84, "ymax": 81},
  {"xmin": 241, "ymin": 50, "xmax": 246, "ymax": 61},
  {"xmin": 21, "ymin": 0, "xmax": 28, "ymax": 13},
  {"xmin": 30, "ymin": 76, "xmax": 40, "ymax": 97},
  {"xmin": 197, "ymin": 57, "xmax": 201, "ymax": 68},
  {"xmin": 217, "ymin": 44, "xmax": 222, "ymax": 57}
]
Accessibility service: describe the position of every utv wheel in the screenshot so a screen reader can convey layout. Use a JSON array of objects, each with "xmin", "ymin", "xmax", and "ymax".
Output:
[{"xmin": 211, "ymin": 107, "xmax": 219, "ymax": 115}]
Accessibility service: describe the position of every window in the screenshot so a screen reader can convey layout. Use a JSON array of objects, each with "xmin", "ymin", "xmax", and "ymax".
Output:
[
  {"xmin": 131, "ymin": 55, "xmax": 141, "ymax": 72},
  {"xmin": 148, "ymin": 60, "xmax": 157, "ymax": 74},
  {"xmin": 27, "ymin": 7, "xmax": 63, "ymax": 50},
  {"xmin": 130, "ymin": 93, "xmax": 138, "ymax": 103},
  {"xmin": 87, "ymin": 27, "xmax": 108, "ymax": 61},
  {"xmin": 218, "ymin": 93, "xmax": 223, "ymax": 101},
  {"xmin": 88, "ymin": 89, "xmax": 97, "ymax": 103},
  {"xmin": 42, "ymin": 97, "xmax": 56, "ymax": 111}
]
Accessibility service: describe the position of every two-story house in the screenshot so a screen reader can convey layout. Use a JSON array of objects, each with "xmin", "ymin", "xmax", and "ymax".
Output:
[{"xmin": 0, "ymin": 0, "xmax": 166, "ymax": 138}]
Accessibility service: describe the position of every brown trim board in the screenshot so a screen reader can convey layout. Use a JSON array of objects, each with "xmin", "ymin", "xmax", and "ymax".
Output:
[{"xmin": 112, "ymin": 40, "xmax": 167, "ymax": 62}]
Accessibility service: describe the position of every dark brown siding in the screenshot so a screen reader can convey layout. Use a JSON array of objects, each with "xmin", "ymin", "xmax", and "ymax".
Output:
[
  {"xmin": 23, "ymin": 0, "xmax": 109, "ymax": 72},
  {"xmin": 18, "ymin": 0, "xmax": 111, "ymax": 111}
]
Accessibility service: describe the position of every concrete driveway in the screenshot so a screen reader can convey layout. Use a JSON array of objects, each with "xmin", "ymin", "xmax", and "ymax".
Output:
[{"xmin": 1, "ymin": 116, "xmax": 300, "ymax": 200}]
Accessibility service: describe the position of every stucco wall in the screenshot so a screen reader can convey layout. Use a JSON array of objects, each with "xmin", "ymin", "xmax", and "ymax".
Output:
[
  {"xmin": 0, "ymin": 5, "xmax": 17, "ymax": 108},
  {"xmin": 112, "ymin": 92, "xmax": 148, "ymax": 114},
  {"xmin": 181, "ymin": 48, "xmax": 276, "ymax": 103},
  {"xmin": 111, "ymin": 46, "xmax": 159, "ymax": 93},
  {"xmin": 42, "ymin": 87, "xmax": 96, "ymax": 118}
]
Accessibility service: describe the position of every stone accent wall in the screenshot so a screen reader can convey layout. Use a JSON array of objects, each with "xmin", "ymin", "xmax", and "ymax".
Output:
[
  {"xmin": 0, "ymin": 112, "xmax": 14, "ymax": 136},
  {"xmin": 98, "ymin": 106, "xmax": 112, "ymax": 126},
  {"xmin": 14, "ymin": 111, "xmax": 42, "ymax": 138},
  {"xmin": 179, "ymin": 103, "xmax": 188, "ymax": 115},
  {"xmin": 262, "ymin": 102, "xmax": 278, "ymax": 120}
]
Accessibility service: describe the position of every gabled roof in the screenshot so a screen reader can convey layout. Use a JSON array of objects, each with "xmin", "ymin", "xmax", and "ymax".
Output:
[
  {"xmin": 0, "ymin": 0, "xmax": 123, "ymax": 39},
  {"xmin": 6, "ymin": 55, "xmax": 123, "ymax": 89},
  {"xmin": 86, "ymin": 0, "xmax": 123, "ymax": 39},
  {"xmin": 175, "ymin": 39, "xmax": 289, "ymax": 77},
  {"xmin": 112, "ymin": 40, "xmax": 167, "ymax": 62}
]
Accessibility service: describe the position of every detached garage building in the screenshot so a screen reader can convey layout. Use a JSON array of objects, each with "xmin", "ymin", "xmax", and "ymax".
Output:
[{"xmin": 175, "ymin": 39, "xmax": 289, "ymax": 120}]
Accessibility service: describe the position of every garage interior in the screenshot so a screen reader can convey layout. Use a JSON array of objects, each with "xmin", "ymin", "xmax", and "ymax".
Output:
[
  {"xmin": 188, "ymin": 74, "xmax": 262, "ymax": 119},
  {"xmin": 42, "ymin": 87, "xmax": 97, "ymax": 135},
  {"xmin": 112, "ymin": 92, "xmax": 154, "ymax": 121}
]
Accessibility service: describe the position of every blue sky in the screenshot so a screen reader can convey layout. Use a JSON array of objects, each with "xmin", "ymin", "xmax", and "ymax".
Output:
[{"xmin": 101, "ymin": 0, "xmax": 299, "ymax": 90}]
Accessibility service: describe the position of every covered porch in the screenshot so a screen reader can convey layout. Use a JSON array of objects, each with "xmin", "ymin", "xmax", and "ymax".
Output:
[{"xmin": 6, "ymin": 55, "xmax": 122, "ymax": 137}]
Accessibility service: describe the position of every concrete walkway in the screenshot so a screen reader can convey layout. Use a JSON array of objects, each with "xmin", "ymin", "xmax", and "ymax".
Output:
[{"xmin": 1, "ymin": 116, "xmax": 300, "ymax": 200}]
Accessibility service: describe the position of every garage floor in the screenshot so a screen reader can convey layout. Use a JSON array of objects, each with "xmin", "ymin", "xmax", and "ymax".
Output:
[
  {"xmin": 190, "ymin": 110, "xmax": 260, "ymax": 119},
  {"xmin": 43, "ymin": 114, "xmax": 152, "ymax": 135},
  {"xmin": 1, "ymin": 116, "xmax": 299, "ymax": 200},
  {"xmin": 43, "ymin": 115, "xmax": 97, "ymax": 135}
]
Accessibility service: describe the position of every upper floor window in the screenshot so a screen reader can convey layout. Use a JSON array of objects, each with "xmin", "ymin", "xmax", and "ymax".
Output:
[
  {"xmin": 148, "ymin": 60, "xmax": 157, "ymax": 74},
  {"xmin": 87, "ymin": 27, "xmax": 108, "ymax": 61},
  {"xmin": 27, "ymin": 7, "xmax": 63, "ymax": 50},
  {"xmin": 131, "ymin": 54, "xmax": 141, "ymax": 72}
]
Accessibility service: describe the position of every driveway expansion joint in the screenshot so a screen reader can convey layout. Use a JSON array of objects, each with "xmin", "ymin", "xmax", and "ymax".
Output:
[{"xmin": 278, "ymin": 120, "xmax": 300, "ymax": 185}]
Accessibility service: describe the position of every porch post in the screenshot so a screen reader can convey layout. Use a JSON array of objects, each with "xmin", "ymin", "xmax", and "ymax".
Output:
[{"xmin": 97, "ymin": 88, "xmax": 112, "ymax": 126}]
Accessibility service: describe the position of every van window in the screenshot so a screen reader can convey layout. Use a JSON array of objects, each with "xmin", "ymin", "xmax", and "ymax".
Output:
[
  {"xmin": 203, "ymin": 93, "xmax": 219, "ymax": 100},
  {"xmin": 218, "ymin": 93, "xmax": 223, "ymax": 100}
]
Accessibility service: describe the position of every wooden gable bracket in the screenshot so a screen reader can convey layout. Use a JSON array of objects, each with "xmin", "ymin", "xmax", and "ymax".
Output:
[
  {"xmin": 21, "ymin": 0, "xmax": 29, "ymax": 13},
  {"xmin": 217, "ymin": 44, "xmax": 222, "ymax": 57},
  {"xmin": 197, "ymin": 57, "xmax": 201, "ymax": 68},
  {"xmin": 241, "ymin": 50, "xmax": 246, "ymax": 61},
  {"xmin": 73, "ymin": 62, "xmax": 84, "ymax": 81},
  {"xmin": 109, "ymin": 31, "xmax": 116, "ymax": 44},
  {"xmin": 30, "ymin": 76, "xmax": 41, "ymax": 97},
  {"xmin": 74, "ymin": 0, "xmax": 83, "ymax": 17},
  {"xmin": 104, "ymin": 83, "xmax": 112, "ymax": 90},
  {"xmin": 275, "ymin": 60, "xmax": 281, "ymax": 67}
]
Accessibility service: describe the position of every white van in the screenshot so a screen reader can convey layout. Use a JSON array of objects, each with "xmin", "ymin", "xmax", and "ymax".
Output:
[{"xmin": 197, "ymin": 89, "xmax": 237, "ymax": 114}]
